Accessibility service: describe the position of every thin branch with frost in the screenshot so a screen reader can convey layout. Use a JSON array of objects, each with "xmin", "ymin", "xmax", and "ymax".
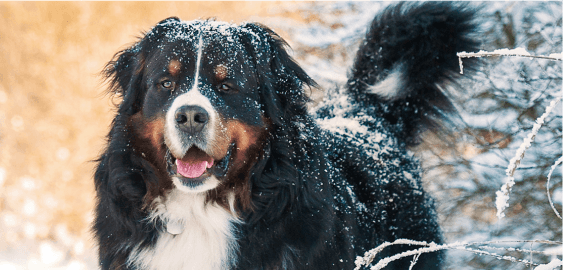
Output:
[
  {"xmin": 408, "ymin": 252, "xmax": 421, "ymax": 270},
  {"xmin": 355, "ymin": 239, "xmax": 560, "ymax": 270},
  {"xmin": 495, "ymin": 97, "xmax": 561, "ymax": 219},
  {"xmin": 457, "ymin": 48, "xmax": 562, "ymax": 74},
  {"xmin": 473, "ymin": 240, "xmax": 562, "ymax": 246},
  {"xmin": 354, "ymin": 239, "xmax": 431, "ymax": 270},
  {"xmin": 461, "ymin": 247, "xmax": 537, "ymax": 268},
  {"xmin": 477, "ymin": 245, "xmax": 552, "ymax": 255},
  {"xmin": 546, "ymin": 156, "xmax": 563, "ymax": 219}
]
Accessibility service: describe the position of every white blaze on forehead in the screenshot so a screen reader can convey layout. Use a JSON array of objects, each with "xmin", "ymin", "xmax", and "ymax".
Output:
[
  {"xmin": 192, "ymin": 34, "xmax": 204, "ymax": 92},
  {"xmin": 164, "ymin": 32, "xmax": 216, "ymax": 159}
]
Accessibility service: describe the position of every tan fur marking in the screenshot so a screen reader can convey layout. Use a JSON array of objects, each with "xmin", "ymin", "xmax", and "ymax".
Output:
[
  {"xmin": 129, "ymin": 113, "xmax": 173, "ymax": 208},
  {"xmin": 207, "ymin": 116, "xmax": 270, "ymax": 212},
  {"xmin": 207, "ymin": 116, "xmax": 267, "ymax": 167},
  {"xmin": 208, "ymin": 117, "xmax": 231, "ymax": 160},
  {"xmin": 145, "ymin": 119, "xmax": 166, "ymax": 153},
  {"xmin": 168, "ymin": 59, "xmax": 181, "ymax": 77},
  {"xmin": 226, "ymin": 120, "xmax": 264, "ymax": 168},
  {"xmin": 214, "ymin": 64, "xmax": 229, "ymax": 81},
  {"xmin": 130, "ymin": 113, "xmax": 166, "ymax": 156}
]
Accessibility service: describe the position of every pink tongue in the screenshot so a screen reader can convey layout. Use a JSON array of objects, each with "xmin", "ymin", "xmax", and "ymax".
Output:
[{"xmin": 176, "ymin": 159, "xmax": 214, "ymax": 178}]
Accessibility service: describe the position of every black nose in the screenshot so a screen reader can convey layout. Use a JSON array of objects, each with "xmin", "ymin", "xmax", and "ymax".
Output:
[{"xmin": 174, "ymin": 105, "xmax": 209, "ymax": 134}]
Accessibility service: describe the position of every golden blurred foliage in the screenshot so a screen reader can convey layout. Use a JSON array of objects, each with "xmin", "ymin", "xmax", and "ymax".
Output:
[{"xmin": 0, "ymin": 2, "xmax": 303, "ymax": 268}]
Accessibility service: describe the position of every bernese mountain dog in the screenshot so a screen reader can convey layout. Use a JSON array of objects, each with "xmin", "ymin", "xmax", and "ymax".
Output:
[{"xmin": 94, "ymin": 2, "xmax": 479, "ymax": 269}]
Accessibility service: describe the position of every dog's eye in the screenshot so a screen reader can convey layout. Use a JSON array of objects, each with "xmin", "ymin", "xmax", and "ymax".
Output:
[
  {"xmin": 218, "ymin": 83, "xmax": 235, "ymax": 93},
  {"xmin": 161, "ymin": 80, "xmax": 173, "ymax": 89}
]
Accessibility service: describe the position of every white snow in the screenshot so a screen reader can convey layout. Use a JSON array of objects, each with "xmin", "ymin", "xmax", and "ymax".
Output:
[
  {"xmin": 535, "ymin": 259, "xmax": 563, "ymax": 270},
  {"xmin": 293, "ymin": 2, "xmax": 383, "ymax": 48},
  {"xmin": 553, "ymin": 188, "xmax": 562, "ymax": 205},
  {"xmin": 0, "ymin": 168, "xmax": 5, "ymax": 188},
  {"xmin": 548, "ymin": 53, "xmax": 562, "ymax": 60},
  {"xmin": 316, "ymin": 116, "xmax": 368, "ymax": 135}
]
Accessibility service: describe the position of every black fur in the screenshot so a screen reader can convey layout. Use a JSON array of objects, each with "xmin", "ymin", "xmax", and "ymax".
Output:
[
  {"xmin": 347, "ymin": 2, "xmax": 480, "ymax": 146},
  {"xmin": 94, "ymin": 2, "xmax": 479, "ymax": 269}
]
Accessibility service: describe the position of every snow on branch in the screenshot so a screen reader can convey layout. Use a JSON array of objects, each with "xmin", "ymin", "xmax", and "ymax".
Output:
[
  {"xmin": 495, "ymin": 97, "xmax": 561, "ymax": 220},
  {"xmin": 457, "ymin": 48, "xmax": 563, "ymax": 74},
  {"xmin": 354, "ymin": 239, "xmax": 561, "ymax": 270},
  {"xmin": 535, "ymin": 259, "xmax": 563, "ymax": 270},
  {"xmin": 546, "ymin": 156, "xmax": 563, "ymax": 220},
  {"xmin": 354, "ymin": 239, "xmax": 431, "ymax": 270}
]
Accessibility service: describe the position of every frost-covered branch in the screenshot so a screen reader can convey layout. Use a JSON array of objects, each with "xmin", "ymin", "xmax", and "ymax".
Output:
[
  {"xmin": 355, "ymin": 240, "xmax": 462, "ymax": 270},
  {"xmin": 457, "ymin": 48, "xmax": 562, "ymax": 74},
  {"xmin": 546, "ymin": 156, "xmax": 563, "ymax": 220},
  {"xmin": 477, "ymin": 245, "xmax": 553, "ymax": 255},
  {"xmin": 408, "ymin": 252, "xmax": 421, "ymax": 270},
  {"xmin": 354, "ymin": 239, "xmax": 431, "ymax": 270},
  {"xmin": 495, "ymin": 97, "xmax": 561, "ymax": 219},
  {"xmin": 354, "ymin": 239, "xmax": 557, "ymax": 270}
]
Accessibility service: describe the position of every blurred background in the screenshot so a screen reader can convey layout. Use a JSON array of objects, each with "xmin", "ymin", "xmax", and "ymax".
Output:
[{"xmin": 0, "ymin": 2, "xmax": 560, "ymax": 269}]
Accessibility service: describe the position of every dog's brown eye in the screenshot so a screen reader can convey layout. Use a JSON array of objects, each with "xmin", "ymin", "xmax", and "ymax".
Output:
[{"xmin": 161, "ymin": 80, "xmax": 173, "ymax": 89}]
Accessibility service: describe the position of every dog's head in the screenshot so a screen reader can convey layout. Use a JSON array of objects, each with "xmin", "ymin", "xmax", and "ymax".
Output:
[{"xmin": 104, "ymin": 18, "xmax": 314, "ymax": 206}]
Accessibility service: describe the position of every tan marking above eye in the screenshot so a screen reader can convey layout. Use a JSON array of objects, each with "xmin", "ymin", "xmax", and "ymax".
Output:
[
  {"xmin": 168, "ymin": 59, "xmax": 181, "ymax": 77},
  {"xmin": 214, "ymin": 64, "xmax": 229, "ymax": 81}
]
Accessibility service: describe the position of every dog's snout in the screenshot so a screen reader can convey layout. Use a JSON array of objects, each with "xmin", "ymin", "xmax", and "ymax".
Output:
[{"xmin": 175, "ymin": 105, "xmax": 209, "ymax": 134}]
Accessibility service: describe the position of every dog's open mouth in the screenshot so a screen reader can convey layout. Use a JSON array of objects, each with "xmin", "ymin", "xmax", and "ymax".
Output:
[
  {"xmin": 174, "ymin": 148, "xmax": 214, "ymax": 178},
  {"xmin": 166, "ymin": 145, "xmax": 232, "ymax": 187}
]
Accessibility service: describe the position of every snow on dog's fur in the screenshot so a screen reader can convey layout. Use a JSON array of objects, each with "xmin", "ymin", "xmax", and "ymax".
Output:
[{"xmin": 93, "ymin": 2, "xmax": 479, "ymax": 269}]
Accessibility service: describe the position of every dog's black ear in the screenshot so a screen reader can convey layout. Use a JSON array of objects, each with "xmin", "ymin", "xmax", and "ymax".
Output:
[
  {"xmin": 156, "ymin": 16, "xmax": 181, "ymax": 25},
  {"xmin": 103, "ymin": 17, "xmax": 181, "ymax": 115},
  {"xmin": 103, "ymin": 43, "xmax": 146, "ymax": 115},
  {"xmin": 239, "ymin": 23, "xmax": 318, "ymax": 126},
  {"xmin": 103, "ymin": 49, "xmax": 137, "ymax": 112}
]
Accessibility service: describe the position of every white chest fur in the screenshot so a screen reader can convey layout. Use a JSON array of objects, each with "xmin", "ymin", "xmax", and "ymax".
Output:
[{"xmin": 127, "ymin": 190, "xmax": 239, "ymax": 269}]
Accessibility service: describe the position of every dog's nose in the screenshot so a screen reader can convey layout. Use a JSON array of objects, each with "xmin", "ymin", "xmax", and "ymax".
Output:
[{"xmin": 174, "ymin": 105, "xmax": 209, "ymax": 134}]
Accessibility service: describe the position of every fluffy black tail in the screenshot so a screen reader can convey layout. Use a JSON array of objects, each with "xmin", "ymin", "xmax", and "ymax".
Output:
[{"xmin": 347, "ymin": 2, "xmax": 480, "ymax": 146}]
